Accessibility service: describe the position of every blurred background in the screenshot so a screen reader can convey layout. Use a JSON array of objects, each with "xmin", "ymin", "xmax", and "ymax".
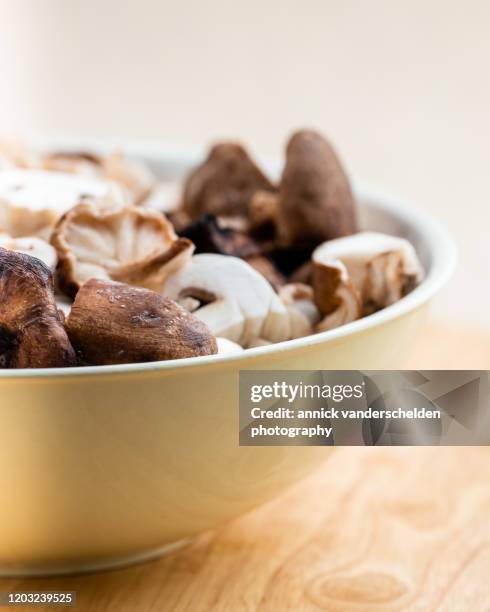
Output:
[{"xmin": 1, "ymin": 0, "xmax": 489, "ymax": 331}]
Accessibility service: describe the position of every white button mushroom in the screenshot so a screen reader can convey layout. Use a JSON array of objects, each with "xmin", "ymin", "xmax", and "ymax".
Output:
[
  {"xmin": 163, "ymin": 254, "xmax": 319, "ymax": 347},
  {"xmin": 278, "ymin": 283, "xmax": 321, "ymax": 337},
  {"xmin": 312, "ymin": 232, "xmax": 424, "ymax": 315},
  {"xmin": 163, "ymin": 254, "xmax": 276, "ymax": 347},
  {"xmin": 260, "ymin": 294, "xmax": 294, "ymax": 344},
  {"xmin": 216, "ymin": 337, "xmax": 244, "ymax": 355},
  {"xmin": 55, "ymin": 294, "xmax": 73, "ymax": 319}
]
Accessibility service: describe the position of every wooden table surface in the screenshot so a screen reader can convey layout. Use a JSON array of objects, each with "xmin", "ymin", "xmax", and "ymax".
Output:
[{"xmin": 1, "ymin": 322, "xmax": 489, "ymax": 611}]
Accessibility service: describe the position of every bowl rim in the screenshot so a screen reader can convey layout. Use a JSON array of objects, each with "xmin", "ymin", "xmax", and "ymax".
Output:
[{"xmin": 0, "ymin": 146, "xmax": 457, "ymax": 379}]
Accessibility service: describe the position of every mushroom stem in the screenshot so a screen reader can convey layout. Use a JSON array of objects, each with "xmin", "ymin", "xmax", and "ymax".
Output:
[{"xmin": 312, "ymin": 259, "xmax": 362, "ymax": 332}]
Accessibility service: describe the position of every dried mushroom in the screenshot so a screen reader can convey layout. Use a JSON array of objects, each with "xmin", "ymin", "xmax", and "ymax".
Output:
[
  {"xmin": 312, "ymin": 258, "xmax": 361, "ymax": 332},
  {"xmin": 102, "ymin": 151, "xmax": 156, "ymax": 205},
  {"xmin": 0, "ymin": 248, "xmax": 76, "ymax": 368},
  {"xmin": 246, "ymin": 255, "xmax": 285, "ymax": 290},
  {"xmin": 66, "ymin": 279, "xmax": 217, "ymax": 365},
  {"xmin": 42, "ymin": 151, "xmax": 102, "ymax": 176},
  {"xmin": 178, "ymin": 214, "xmax": 284, "ymax": 288},
  {"xmin": 278, "ymin": 130, "xmax": 357, "ymax": 246},
  {"xmin": 260, "ymin": 293, "xmax": 296, "ymax": 344},
  {"xmin": 289, "ymin": 260, "xmax": 313, "ymax": 285},
  {"xmin": 43, "ymin": 150, "xmax": 156, "ymax": 205},
  {"xmin": 167, "ymin": 210, "xmax": 192, "ymax": 234},
  {"xmin": 267, "ymin": 246, "xmax": 314, "ymax": 278},
  {"xmin": 249, "ymin": 190, "xmax": 280, "ymax": 236},
  {"xmin": 0, "ymin": 233, "xmax": 57, "ymax": 270},
  {"xmin": 179, "ymin": 214, "xmax": 260, "ymax": 259},
  {"xmin": 51, "ymin": 203, "xmax": 194, "ymax": 298},
  {"xmin": 212, "ymin": 215, "xmax": 251, "ymax": 232},
  {"xmin": 182, "ymin": 143, "xmax": 275, "ymax": 219},
  {"xmin": 247, "ymin": 338, "xmax": 273, "ymax": 348},
  {"xmin": 0, "ymin": 131, "xmax": 427, "ymax": 369},
  {"xmin": 0, "ymin": 168, "xmax": 125, "ymax": 240},
  {"xmin": 312, "ymin": 232, "xmax": 424, "ymax": 315}
]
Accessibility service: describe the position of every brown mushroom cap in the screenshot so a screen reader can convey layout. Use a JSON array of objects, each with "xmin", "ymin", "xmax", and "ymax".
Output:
[
  {"xmin": 51, "ymin": 203, "xmax": 194, "ymax": 298},
  {"xmin": 277, "ymin": 129, "xmax": 357, "ymax": 247},
  {"xmin": 0, "ymin": 248, "xmax": 76, "ymax": 368},
  {"xmin": 182, "ymin": 143, "xmax": 275, "ymax": 219},
  {"xmin": 66, "ymin": 279, "xmax": 218, "ymax": 365}
]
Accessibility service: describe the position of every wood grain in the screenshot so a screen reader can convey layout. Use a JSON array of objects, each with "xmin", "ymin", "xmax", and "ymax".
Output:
[
  {"xmin": 1, "ymin": 321, "xmax": 489, "ymax": 611},
  {"xmin": 406, "ymin": 322, "xmax": 490, "ymax": 370}
]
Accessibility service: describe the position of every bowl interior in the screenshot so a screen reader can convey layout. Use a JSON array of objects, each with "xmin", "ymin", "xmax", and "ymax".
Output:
[
  {"xmin": 133, "ymin": 147, "xmax": 436, "ymax": 274},
  {"xmin": 0, "ymin": 142, "xmax": 456, "ymax": 377},
  {"xmin": 36, "ymin": 140, "xmax": 443, "ymax": 278}
]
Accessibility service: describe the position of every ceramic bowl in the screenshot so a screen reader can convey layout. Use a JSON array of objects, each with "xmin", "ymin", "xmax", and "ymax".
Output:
[{"xmin": 0, "ymin": 144, "xmax": 456, "ymax": 576}]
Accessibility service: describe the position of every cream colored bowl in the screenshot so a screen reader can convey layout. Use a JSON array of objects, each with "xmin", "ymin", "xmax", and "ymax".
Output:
[{"xmin": 0, "ymin": 145, "xmax": 456, "ymax": 576}]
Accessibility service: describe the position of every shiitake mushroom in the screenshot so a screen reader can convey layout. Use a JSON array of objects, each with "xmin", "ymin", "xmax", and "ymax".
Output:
[
  {"xmin": 65, "ymin": 279, "xmax": 218, "ymax": 365},
  {"xmin": 0, "ymin": 248, "xmax": 76, "ymax": 368}
]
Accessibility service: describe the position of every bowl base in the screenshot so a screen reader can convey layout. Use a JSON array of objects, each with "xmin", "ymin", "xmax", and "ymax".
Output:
[{"xmin": 0, "ymin": 538, "xmax": 191, "ymax": 578}]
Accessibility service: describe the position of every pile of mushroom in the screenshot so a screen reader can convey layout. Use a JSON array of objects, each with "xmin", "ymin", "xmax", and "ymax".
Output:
[{"xmin": 0, "ymin": 130, "xmax": 424, "ymax": 368}]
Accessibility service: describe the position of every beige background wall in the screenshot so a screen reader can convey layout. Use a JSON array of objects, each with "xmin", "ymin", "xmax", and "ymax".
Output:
[{"xmin": 1, "ymin": 0, "xmax": 489, "ymax": 329}]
